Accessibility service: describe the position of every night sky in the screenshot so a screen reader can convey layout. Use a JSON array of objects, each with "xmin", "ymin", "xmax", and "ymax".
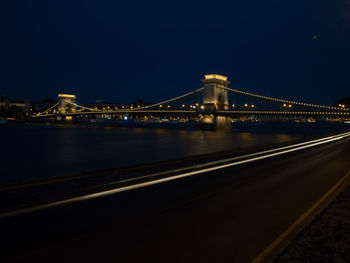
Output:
[{"xmin": 1, "ymin": 0, "xmax": 350, "ymax": 104}]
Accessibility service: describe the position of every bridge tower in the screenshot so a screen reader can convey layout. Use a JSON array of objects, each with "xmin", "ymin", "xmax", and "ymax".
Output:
[
  {"xmin": 202, "ymin": 74, "xmax": 229, "ymax": 111},
  {"xmin": 57, "ymin": 94, "xmax": 77, "ymax": 113},
  {"xmin": 199, "ymin": 74, "xmax": 231, "ymax": 130}
]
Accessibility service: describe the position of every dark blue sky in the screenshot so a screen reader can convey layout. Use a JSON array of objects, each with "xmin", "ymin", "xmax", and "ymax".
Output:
[{"xmin": 1, "ymin": 0, "xmax": 350, "ymax": 104}]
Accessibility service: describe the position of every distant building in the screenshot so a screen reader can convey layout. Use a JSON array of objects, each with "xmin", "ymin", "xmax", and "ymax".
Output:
[
  {"xmin": 0, "ymin": 96, "xmax": 30, "ymax": 110},
  {"xmin": 334, "ymin": 97, "xmax": 350, "ymax": 109}
]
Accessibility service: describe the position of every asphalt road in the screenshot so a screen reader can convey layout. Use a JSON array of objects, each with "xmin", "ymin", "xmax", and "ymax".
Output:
[{"xmin": 2, "ymin": 133, "xmax": 350, "ymax": 263}]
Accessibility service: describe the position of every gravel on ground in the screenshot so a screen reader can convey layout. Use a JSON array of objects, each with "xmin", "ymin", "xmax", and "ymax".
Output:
[{"xmin": 274, "ymin": 186, "xmax": 350, "ymax": 263}]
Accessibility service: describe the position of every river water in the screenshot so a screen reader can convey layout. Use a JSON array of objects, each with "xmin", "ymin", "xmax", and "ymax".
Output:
[{"xmin": 1, "ymin": 122, "xmax": 349, "ymax": 185}]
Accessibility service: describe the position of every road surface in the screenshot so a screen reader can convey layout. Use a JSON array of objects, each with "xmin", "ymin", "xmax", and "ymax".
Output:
[{"xmin": 1, "ymin": 132, "xmax": 350, "ymax": 263}]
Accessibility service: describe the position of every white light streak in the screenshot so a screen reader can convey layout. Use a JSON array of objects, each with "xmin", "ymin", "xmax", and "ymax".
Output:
[{"xmin": 1, "ymin": 132, "xmax": 350, "ymax": 219}]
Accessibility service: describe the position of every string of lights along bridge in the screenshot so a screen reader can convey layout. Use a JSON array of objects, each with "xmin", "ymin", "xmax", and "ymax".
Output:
[{"xmin": 33, "ymin": 74, "xmax": 350, "ymax": 120}]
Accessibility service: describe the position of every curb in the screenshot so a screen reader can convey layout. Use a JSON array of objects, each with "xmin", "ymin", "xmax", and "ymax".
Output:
[{"xmin": 251, "ymin": 170, "xmax": 350, "ymax": 263}]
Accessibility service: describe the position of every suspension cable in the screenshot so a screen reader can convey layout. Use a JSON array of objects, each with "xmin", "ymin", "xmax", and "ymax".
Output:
[
  {"xmin": 223, "ymin": 87, "xmax": 345, "ymax": 111},
  {"xmin": 64, "ymin": 100, "xmax": 102, "ymax": 111},
  {"xmin": 36, "ymin": 103, "xmax": 59, "ymax": 116},
  {"xmin": 129, "ymin": 88, "xmax": 204, "ymax": 110},
  {"xmin": 63, "ymin": 88, "xmax": 203, "ymax": 112}
]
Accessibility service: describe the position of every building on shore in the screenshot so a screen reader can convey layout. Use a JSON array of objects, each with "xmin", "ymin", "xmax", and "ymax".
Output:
[{"xmin": 0, "ymin": 96, "xmax": 30, "ymax": 110}]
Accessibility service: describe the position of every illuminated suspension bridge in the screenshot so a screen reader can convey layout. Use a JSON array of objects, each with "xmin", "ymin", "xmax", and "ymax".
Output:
[{"xmin": 32, "ymin": 74, "xmax": 350, "ymax": 120}]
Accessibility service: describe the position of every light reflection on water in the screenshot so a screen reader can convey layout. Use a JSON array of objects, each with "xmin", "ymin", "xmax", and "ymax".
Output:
[{"xmin": 0, "ymin": 123, "xmax": 348, "ymax": 184}]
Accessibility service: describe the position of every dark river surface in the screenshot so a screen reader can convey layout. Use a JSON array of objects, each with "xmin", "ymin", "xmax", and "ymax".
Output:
[{"xmin": 1, "ymin": 122, "xmax": 349, "ymax": 185}]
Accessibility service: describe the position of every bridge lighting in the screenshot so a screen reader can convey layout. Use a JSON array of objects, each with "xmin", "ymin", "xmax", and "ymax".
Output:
[
  {"xmin": 159, "ymin": 105, "xmax": 163, "ymax": 108},
  {"xmin": 244, "ymin": 104, "xmax": 248, "ymax": 107},
  {"xmin": 138, "ymin": 105, "xmax": 141, "ymax": 108},
  {"xmin": 283, "ymin": 103, "xmax": 287, "ymax": 107},
  {"xmin": 251, "ymin": 105, "xmax": 255, "ymax": 108},
  {"xmin": 200, "ymin": 105, "xmax": 205, "ymax": 109},
  {"xmin": 167, "ymin": 105, "xmax": 171, "ymax": 108},
  {"xmin": 232, "ymin": 104, "xmax": 235, "ymax": 108},
  {"xmin": 196, "ymin": 103, "xmax": 199, "ymax": 106},
  {"xmin": 204, "ymin": 74, "xmax": 228, "ymax": 81},
  {"xmin": 182, "ymin": 104, "xmax": 185, "ymax": 108},
  {"xmin": 58, "ymin": 94, "xmax": 76, "ymax": 99},
  {"xmin": 288, "ymin": 105, "xmax": 292, "ymax": 108}
]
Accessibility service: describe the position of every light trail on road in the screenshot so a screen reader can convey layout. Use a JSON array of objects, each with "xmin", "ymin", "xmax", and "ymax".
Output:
[
  {"xmin": 1, "ymin": 131, "xmax": 350, "ymax": 219},
  {"xmin": 111, "ymin": 131, "xmax": 350, "ymax": 185}
]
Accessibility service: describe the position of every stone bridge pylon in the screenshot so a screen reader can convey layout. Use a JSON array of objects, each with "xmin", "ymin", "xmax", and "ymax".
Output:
[
  {"xmin": 57, "ymin": 94, "xmax": 77, "ymax": 113},
  {"xmin": 202, "ymin": 74, "xmax": 230, "ymax": 111},
  {"xmin": 200, "ymin": 74, "xmax": 232, "ymax": 130}
]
